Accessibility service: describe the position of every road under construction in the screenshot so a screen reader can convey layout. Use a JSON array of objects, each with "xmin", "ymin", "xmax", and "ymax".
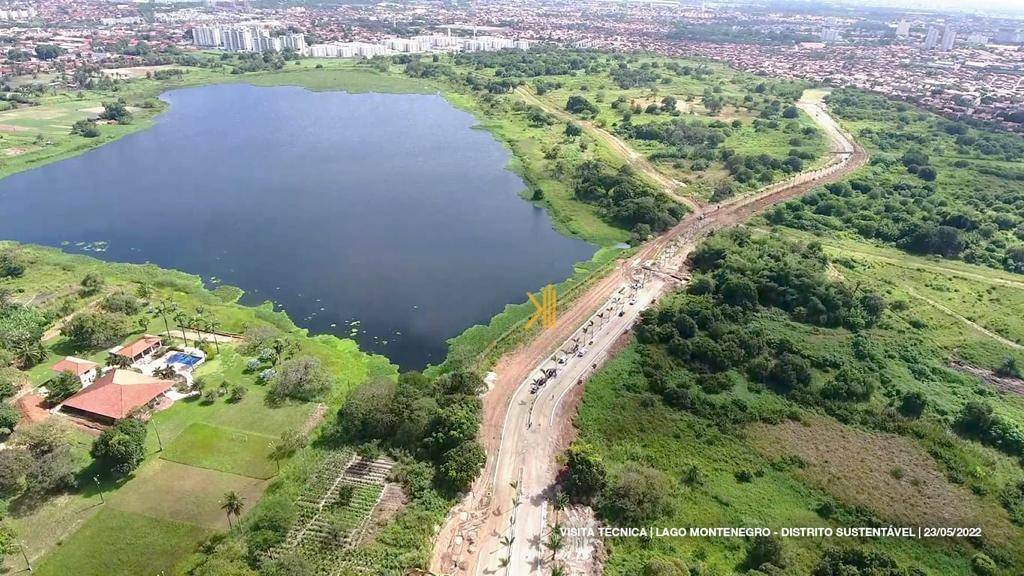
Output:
[{"xmin": 430, "ymin": 88, "xmax": 867, "ymax": 576}]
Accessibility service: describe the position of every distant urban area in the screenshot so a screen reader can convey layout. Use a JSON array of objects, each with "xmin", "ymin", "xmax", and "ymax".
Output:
[{"xmin": 1, "ymin": 0, "xmax": 1022, "ymax": 130}]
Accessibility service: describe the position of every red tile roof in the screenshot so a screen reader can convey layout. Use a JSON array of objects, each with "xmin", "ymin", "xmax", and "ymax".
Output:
[
  {"xmin": 112, "ymin": 335, "xmax": 162, "ymax": 358},
  {"xmin": 51, "ymin": 357, "xmax": 98, "ymax": 376},
  {"xmin": 61, "ymin": 369, "xmax": 173, "ymax": 420}
]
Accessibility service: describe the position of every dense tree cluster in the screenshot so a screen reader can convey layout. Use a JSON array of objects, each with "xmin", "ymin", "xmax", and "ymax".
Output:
[
  {"xmin": 99, "ymin": 100, "xmax": 132, "ymax": 124},
  {"xmin": 268, "ymin": 356, "xmax": 331, "ymax": 402},
  {"xmin": 687, "ymin": 231, "xmax": 886, "ymax": 330},
  {"xmin": 71, "ymin": 118, "xmax": 101, "ymax": 138},
  {"xmin": 453, "ymin": 47, "xmax": 602, "ymax": 78},
  {"xmin": 565, "ymin": 94, "xmax": 599, "ymax": 117},
  {"xmin": 769, "ymin": 89, "xmax": 1024, "ymax": 272},
  {"xmin": 812, "ymin": 548, "xmax": 923, "ymax": 576},
  {"xmin": 572, "ymin": 161, "xmax": 685, "ymax": 240},
  {"xmin": 64, "ymin": 311, "xmax": 130, "ymax": 349},
  {"xmin": 33, "ymin": 44, "xmax": 65, "ymax": 61},
  {"xmin": 954, "ymin": 401, "xmax": 1024, "ymax": 460},
  {"xmin": 2, "ymin": 420, "xmax": 79, "ymax": 503},
  {"xmin": 335, "ymin": 370, "xmax": 485, "ymax": 492},
  {"xmin": 632, "ymin": 231, "xmax": 887, "ymax": 425},
  {"xmin": 227, "ymin": 50, "xmax": 287, "ymax": 74},
  {"xmin": 766, "ymin": 174, "xmax": 1024, "ymax": 270}
]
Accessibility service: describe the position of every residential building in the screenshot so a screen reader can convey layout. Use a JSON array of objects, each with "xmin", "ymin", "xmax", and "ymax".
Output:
[
  {"xmin": 253, "ymin": 30, "xmax": 281, "ymax": 52},
  {"xmin": 896, "ymin": 19, "xmax": 910, "ymax": 38},
  {"xmin": 280, "ymin": 33, "xmax": 305, "ymax": 52},
  {"xmin": 192, "ymin": 25, "xmax": 221, "ymax": 47},
  {"xmin": 50, "ymin": 356, "xmax": 99, "ymax": 386},
  {"xmin": 222, "ymin": 27, "xmax": 254, "ymax": 52},
  {"xmin": 60, "ymin": 369, "xmax": 174, "ymax": 424},
  {"xmin": 995, "ymin": 28, "xmax": 1021, "ymax": 45},
  {"xmin": 924, "ymin": 26, "xmax": 939, "ymax": 50},
  {"xmin": 109, "ymin": 335, "xmax": 163, "ymax": 365},
  {"xmin": 941, "ymin": 25, "xmax": 956, "ymax": 52}
]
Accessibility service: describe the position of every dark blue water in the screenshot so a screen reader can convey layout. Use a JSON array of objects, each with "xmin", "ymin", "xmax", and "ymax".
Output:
[{"xmin": 0, "ymin": 84, "xmax": 594, "ymax": 369}]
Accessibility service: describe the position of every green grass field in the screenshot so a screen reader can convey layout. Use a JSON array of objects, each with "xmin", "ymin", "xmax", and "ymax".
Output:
[
  {"xmin": 161, "ymin": 422, "xmax": 278, "ymax": 480},
  {"xmin": 109, "ymin": 459, "xmax": 267, "ymax": 530},
  {"xmin": 31, "ymin": 508, "xmax": 209, "ymax": 576}
]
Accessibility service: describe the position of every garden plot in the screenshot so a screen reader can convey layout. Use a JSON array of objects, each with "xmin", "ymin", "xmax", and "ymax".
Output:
[{"xmin": 264, "ymin": 450, "xmax": 395, "ymax": 575}]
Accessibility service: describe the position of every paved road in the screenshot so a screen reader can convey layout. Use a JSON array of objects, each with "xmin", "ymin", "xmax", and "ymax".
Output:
[{"xmin": 431, "ymin": 90, "xmax": 866, "ymax": 576}]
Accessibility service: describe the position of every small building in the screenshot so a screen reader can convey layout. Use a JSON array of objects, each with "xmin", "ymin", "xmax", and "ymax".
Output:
[
  {"xmin": 60, "ymin": 369, "xmax": 174, "ymax": 425},
  {"xmin": 50, "ymin": 356, "xmax": 99, "ymax": 386},
  {"xmin": 109, "ymin": 335, "xmax": 163, "ymax": 365}
]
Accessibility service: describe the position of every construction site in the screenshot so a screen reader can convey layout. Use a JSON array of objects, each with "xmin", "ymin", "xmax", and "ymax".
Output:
[{"xmin": 430, "ymin": 88, "xmax": 867, "ymax": 576}]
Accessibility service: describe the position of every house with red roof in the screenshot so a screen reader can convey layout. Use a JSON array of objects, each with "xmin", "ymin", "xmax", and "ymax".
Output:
[
  {"xmin": 108, "ymin": 334, "xmax": 163, "ymax": 365},
  {"xmin": 60, "ymin": 369, "xmax": 174, "ymax": 424},
  {"xmin": 50, "ymin": 356, "xmax": 99, "ymax": 386}
]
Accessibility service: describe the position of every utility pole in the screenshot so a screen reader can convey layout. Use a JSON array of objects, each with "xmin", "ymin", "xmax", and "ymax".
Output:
[{"xmin": 153, "ymin": 423, "xmax": 163, "ymax": 452}]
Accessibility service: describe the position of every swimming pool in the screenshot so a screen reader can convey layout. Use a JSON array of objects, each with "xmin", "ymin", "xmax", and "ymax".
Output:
[{"xmin": 167, "ymin": 352, "xmax": 203, "ymax": 367}]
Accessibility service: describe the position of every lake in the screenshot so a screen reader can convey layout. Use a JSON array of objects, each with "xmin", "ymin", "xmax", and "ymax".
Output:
[{"xmin": 0, "ymin": 84, "xmax": 595, "ymax": 369}]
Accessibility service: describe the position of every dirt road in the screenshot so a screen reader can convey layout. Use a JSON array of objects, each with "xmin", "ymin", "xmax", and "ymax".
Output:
[
  {"xmin": 430, "ymin": 90, "xmax": 867, "ymax": 576},
  {"xmin": 515, "ymin": 87, "xmax": 700, "ymax": 212}
]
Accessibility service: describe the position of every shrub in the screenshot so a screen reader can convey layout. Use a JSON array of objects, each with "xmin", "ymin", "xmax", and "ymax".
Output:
[
  {"xmin": 0, "ymin": 403, "xmax": 19, "ymax": 435},
  {"xmin": 599, "ymin": 465, "xmax": 674, "ymax": 525},
  {"xmin": 897, "ymin": 390, "xmax": 927, "ymax": 418},
  {"xmin": 0, "ymin": 251, "xmax": 25, "ymax": 278},
  {"xmin": 270, "ymin": 356, "xmax": 331, "ymax": 401},
  {"xmin": 64, "ymin": 312, "xmax": 130, "ymax": 349},
  {"xmin": 100, "ymin": 291, "xmax": 141, "ymax": 315},
  {"xmin": 227, "ymin": 385, "xmax": 247, "ymax": 403},
  {"xmin": 746, "ymin": 535, "xmax": 786, "ymax": 570},
  {"xmin": 91, "ymin": 417, "xmax": 147, "ymax": 476},
  {"xmin": 47, "ymin": 371, "xmax": 82, "ymax": 403},
  {"xmin": 563, "ymin": 442, "xmax": 608, "ymax": 502}
]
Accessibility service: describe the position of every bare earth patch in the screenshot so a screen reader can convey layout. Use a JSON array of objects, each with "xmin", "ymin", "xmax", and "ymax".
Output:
[
  {"xmin": 356, "ymin": 482, "xmax": 408, "ymax": 546},
  {"xmin": 749, "ymin": 416, "xmax": 994, "ymax": 529},
  {"xmin": 950, "ymin": 360, "xmax": 1024, "ymax": 396}
]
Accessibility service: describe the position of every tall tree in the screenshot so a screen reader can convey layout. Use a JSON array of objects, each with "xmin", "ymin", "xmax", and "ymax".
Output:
[
  {"xmin": 221, "ymin": 491, "xmax": 244, "ymax": 529},
  {"xmin": 152, "ymin": 301, "xmax": 177, "ymax": 341}
]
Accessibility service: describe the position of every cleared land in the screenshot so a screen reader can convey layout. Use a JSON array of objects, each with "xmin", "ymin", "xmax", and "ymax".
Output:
[
  {"xmin": 108, "ymin": 459, "xmax": 268, "ymax": 530},
  {"xmin": 30, "ymin": 508, "xmax": 210, "ymax": 576},
  {"xmin": 160, "ymin": 422, "xmax": 279, "ymax": 480}
]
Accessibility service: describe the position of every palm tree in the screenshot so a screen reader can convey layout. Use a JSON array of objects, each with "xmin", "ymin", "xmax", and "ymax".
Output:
[
  {"xmin": 554, "ymin": 490, "xmax": 569, "ymax": 523},
  {"xmin": 204, "ymin": 318, "xmax": 222, "ymax": 354},
  {"xmin": 153, "ymin": 301, "xmax": 177, "ymax": 340},
  {"xmin": 268, "ymin": 429, "xmax": 306, "ymax": 474},
  {"xmin": 173, "ymin": 310, "xmax": 190, "ymax": 347},
  {"xmin": 550, "ymin": 565, "xmax": 566, "ymax": 576},
  {"xmin": 498, "ymin": 557, "xmax": 510, "ymax": 569},
  {"xmin": 220, "ymin": 491, "xmax": 244, "ymax": 529},
  {"xmin": 14, "ymin": 339, "xmax": 48, "ymax": 368},
  {"xmin": 544, "ymin": 524, "xmax": 564, "ymax": 563}
]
